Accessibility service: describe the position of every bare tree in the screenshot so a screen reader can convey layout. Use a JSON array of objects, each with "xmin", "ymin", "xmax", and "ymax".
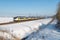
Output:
[{"xmin": 56, "ymin": 2, "xmax": 60, "ymax": 29}]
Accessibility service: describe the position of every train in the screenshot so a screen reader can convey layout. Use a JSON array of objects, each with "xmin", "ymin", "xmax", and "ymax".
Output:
[{"xmin": 13, "ymin": 16, "xmax": 38, "ymax": 22}]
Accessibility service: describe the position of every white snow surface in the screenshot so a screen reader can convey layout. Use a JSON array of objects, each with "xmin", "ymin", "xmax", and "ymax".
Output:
[
  {"xmin": 25, "ymin": 19, "xmax": 60, "ymax": 40},
  {"xmin": 0, "ymin": 17, "xmax": 13, "ymax": 23},
  {"xmin": 0, "ymin": 17, "xmax": 60, "ymax": 40}
]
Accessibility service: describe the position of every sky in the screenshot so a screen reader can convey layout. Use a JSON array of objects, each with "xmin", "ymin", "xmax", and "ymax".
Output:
[{"xmin": 0, "ymin": 0, "xmax": 59, "ymax": 17}]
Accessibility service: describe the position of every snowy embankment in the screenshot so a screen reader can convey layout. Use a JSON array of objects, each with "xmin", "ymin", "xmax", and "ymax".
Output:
[
  {"xmin": 0, "ymin": 17, "xmax": 53, "ymax": 39},
  {"xmin": 25, "ymin": 19, "xmax": 60, "ymax": 40}
]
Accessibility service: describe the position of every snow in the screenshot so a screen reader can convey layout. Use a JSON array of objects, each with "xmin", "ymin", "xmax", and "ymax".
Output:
[
  {"xmin": 0, "ymin": 17, "xmax": 13, "ymax": 23},
  {"xmin": 0, "ymin": 17, "xmax": 60, "ymax": 40},
  {"xmin": 25, "ymin": 20, "xmax": 60, "ymax": 40},
  {"xmin": 0, "ymin": 17, "xmax": 43, "ymax": 39}
]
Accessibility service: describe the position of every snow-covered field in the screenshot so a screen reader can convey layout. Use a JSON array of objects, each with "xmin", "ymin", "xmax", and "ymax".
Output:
[
  {"xmin": 0, "ymin": 17, "xmax": 13, "ymax": 23},
  {"xmin": 0, "ymin": 17, "xmax": 60, "ymax": 40}
]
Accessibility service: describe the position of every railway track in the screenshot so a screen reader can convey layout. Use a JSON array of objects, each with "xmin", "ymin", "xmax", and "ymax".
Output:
[{"xmin": 0, "ymin": 19, "xmax": 40, "ymax": 25}]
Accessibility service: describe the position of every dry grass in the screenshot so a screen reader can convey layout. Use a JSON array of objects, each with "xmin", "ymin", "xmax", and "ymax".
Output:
[
  {"xmin": 0, "ymin": 37, "xmax": 6, "ymax": 40},
  {"xmin": 0, "ymin": 30, "xmax": 21, "ymax": 40}
]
